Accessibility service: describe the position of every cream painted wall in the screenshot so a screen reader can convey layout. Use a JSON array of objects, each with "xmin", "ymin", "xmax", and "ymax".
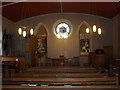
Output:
[
  {"xmin": 15, "ymin": 13, "xmax": 113, "ymax": 58},
  {"xmin": 2, "ymin": 17, "xmax": 15, "ymax": 34},
  {"xmin": 2, "ymin": 17, "xmax": 15, "ymax": 56}
]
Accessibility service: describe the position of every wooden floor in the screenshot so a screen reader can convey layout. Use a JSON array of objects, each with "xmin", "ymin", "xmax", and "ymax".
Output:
[{"xmin": 2, "ymin": 66, "xmax": 120, "ymax": 90}]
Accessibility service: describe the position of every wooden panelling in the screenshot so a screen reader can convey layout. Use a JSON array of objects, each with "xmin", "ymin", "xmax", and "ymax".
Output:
[
  {"xmin": 95, "ymin": 54, "xmax": 105, "ymax": 70},
  {"xmin": 30, "ymin": 35, "xmax": 36, "ymax": 67},
  {"xmin": 89, "ymin": 52, "xmax": 96, "ymax": 67},
  {"xmin": 103, "ymin": 46, "xmax": 113, "ymax": 65},
  {"xmin": 25, "ymin": 43, "xmax": 30, "ymax": 52}
]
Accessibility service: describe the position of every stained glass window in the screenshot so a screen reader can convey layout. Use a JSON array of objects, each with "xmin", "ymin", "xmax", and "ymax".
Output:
[
  {"xmin": 80, "ymin": 34, "xmax": 90, "ymax": 55},
  {"xmin": 55, "ymin": 22, "xmax": 71, "ymax": 38},
  {"xmin": 36, "ymin": 37, "xmax": 47, "ymax": 54}
]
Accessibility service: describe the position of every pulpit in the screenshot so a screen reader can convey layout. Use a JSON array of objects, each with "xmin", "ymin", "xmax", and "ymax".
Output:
[{"xmin": 89, "ymin": 52, "xmax": 105, "ymax": 72}]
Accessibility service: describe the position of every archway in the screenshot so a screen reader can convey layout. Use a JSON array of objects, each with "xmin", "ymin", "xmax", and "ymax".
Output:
[
  {"xmin": 77, "ymin": 21, "xmax": 92, "ymax": 66},
  {"xmin": 34, "ymin": 23, "xmax": 48, "ymax": 67},
  {"xmin": 36, "ymin": 25, "xmax": 47, "ymax": 55}
]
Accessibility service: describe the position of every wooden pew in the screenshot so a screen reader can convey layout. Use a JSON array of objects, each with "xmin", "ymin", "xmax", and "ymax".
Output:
[
  {"xmin": 2, "ymin": 66, "xmax": 118, "ymax": 88},
  {"xmin": 13, "ymin": 73, "xmax": 105, "ymax": 78},
  {"xmin": 116, "ymin": 59, "xmax": 120, "ymax": 85},
  {"xmin": 3, "ymin": 77, "xmax": 116, "ymax": 85},
  {"xmin": 1, "ymin": 56, "xmax": 26, "ymax": 77}
]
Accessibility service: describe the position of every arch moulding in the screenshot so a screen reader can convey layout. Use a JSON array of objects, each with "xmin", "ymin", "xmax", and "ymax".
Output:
[{"xmin": 34, "ymin": 23, "xmax": 49, "ymax": 36}]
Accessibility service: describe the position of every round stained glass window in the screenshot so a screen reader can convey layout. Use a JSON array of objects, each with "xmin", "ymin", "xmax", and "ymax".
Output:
[{"xmin": 54, "ymin": 22, "xmax": 71, "ymax": 38}]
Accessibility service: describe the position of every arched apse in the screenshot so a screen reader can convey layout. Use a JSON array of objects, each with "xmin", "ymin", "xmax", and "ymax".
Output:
[{"xmin": 77, "ymin": 21, "xmax": 92, "ymax": 56}]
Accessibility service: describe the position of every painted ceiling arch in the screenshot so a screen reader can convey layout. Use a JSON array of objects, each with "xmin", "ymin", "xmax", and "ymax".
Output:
[{"xmin": 2, "ymin": 2, "xmax": 120, "ymax": 22}]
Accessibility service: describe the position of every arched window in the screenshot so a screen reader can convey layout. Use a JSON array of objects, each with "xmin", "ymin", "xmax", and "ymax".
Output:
[
  {"xmin": 55, "ymin": 22, "xmax": 71, "ymax": 39},
  {"xmin": 53, "ymin": 19, "xmax": 73, "ymax": 39}
]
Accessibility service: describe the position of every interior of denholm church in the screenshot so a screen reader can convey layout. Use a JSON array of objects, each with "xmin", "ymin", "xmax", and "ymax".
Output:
[{"xmin": 0, "ymin": 1, "xmax": 120, "ymax": 90}]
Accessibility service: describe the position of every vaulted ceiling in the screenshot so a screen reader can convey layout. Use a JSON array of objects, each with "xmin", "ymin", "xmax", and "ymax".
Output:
[{"xmin": 2, "ymin": 2, "xmax": 120, "ymax": 22}]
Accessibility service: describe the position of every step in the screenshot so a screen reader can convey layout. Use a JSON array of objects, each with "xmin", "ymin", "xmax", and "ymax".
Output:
[
  {"xmin": 23, "ymin": 68, "xmax": 97, "ymax": 73},
  {"xmin": 2, "ymin": 85, "xmax": 120, "ymax": 90},
  {"xmin": 3, "ymin": 77, "xmax": 116, "ymax": 83},
  {"xmin": 3, "ymin": 81, "xmax": 116, "ymax": 86},
  {"xmin": 27, "ymin": 67, "xmax": 97, "ymax": 71},
  {"xmin": 13, "ymin": 73, "xmax": 105, "ymax": 78}
]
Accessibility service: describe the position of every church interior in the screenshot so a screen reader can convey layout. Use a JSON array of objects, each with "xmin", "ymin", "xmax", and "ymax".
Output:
[{"xmin": 1, "ymin": 1, "xmax": 120, "ymax": 90}]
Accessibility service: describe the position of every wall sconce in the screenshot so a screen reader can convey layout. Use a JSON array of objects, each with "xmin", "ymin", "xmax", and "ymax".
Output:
[{"xmin": 18, "ymin": 27, "xmax": 22, "ymax": 35}]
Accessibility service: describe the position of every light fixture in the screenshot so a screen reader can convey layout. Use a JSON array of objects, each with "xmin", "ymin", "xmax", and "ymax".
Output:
[
  {"xmin": 18, "ymin": 3, "xmax": 34, "ymax": 38},
  {"xmin": 93, "ymin": 24, "xmax": 97, "ymax": 32},
  {"xmin": 18, "ymin": 27, "xmax": 34, "ymax": 37},
  {"xmin": 18, "ymin": 27, "xmax": 22, "ymax": 35},
  {"xmin": 23, "ymin": 31, "xmax": 27, "ymax": 37},
  {"xmin": 86, "ymin": 28, "xmax": 90, "ymax": 33},
  {"xmin": 85, "ymin": 2, "xmax": 102, "ymax": 35},
  {"xmin": 98, "ymin": 27, "xmax": 102, "ymax": 35},
  {"xmin": 30, "ymin": 28, "xmax": 34, "ymax": 35},
  {"xmin": 85, "ymin": 24, "xmax": 102, "ymax": 35}
]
